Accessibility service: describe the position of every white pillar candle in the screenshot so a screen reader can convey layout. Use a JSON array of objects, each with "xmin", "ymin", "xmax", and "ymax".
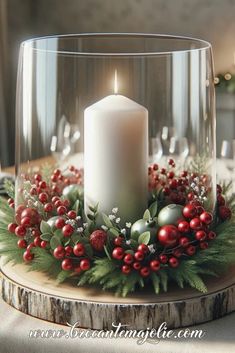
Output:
[{"xmin": 84, "ymin": 94, "xmax": 148, "ymax": 223}]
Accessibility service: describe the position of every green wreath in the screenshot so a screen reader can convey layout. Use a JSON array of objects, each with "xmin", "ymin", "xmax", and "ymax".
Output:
[{"xmin": 0, "ymin": 158, "xmax": 235, "ymax": 297}]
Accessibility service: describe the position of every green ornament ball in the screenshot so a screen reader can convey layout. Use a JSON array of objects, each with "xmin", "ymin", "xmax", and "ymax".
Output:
[
  {"xmin": 158, "ymin": 204, "xmax": 184, "ymax": 227},
  {"xmin": 131, "ymin": 219, "xmax": 159, "ymax": 242},
  {"xmin": 62, "ymin": 184, "xmax": 84, "ymax": 204}
]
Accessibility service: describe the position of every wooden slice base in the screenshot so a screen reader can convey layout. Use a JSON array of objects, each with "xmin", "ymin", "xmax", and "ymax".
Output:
[{"xmin": 1, "ymin": 261, "xmax": 235, "ymax": 330}]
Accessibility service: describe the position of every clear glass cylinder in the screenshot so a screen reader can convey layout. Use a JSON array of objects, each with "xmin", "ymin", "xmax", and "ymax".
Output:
[{"xmin": 15, "ymin": 34, "xmax": 216, "ymax": 218}]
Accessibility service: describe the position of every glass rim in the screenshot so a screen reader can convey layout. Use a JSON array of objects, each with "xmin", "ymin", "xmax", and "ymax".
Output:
[{"xmin": 21, "ymin": 33, "xmax": 212, "ymax": 57}]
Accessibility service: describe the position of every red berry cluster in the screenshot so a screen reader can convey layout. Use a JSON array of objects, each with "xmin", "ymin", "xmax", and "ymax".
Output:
[
  {"xmin": 53, "ymin": 243, "xmax": 90, "ymax": 273},
  {"xmin": 7, "ymin": 166, "xmax": 84, "ymax": 264},
  {"xmin": 16, "ymin": 167, "xmax": 83, "ymax": 209},
  {"xmin": 8, "ymin": 205, "xmax": 42, "ymax": 262},
  {"xmin": 216, "ymin": 185, "xmax": 232, "ymax": 221},
  {"xmin": 157, "ymin": 204, "xmax": 216, "ymax": 264},
  {"xmin": 112, "ymin": 241, "xmax": 158, "ymax": 277},
  {"xmin": 148, "ymin": 159, "xmax": 211, "ymax": 205}
]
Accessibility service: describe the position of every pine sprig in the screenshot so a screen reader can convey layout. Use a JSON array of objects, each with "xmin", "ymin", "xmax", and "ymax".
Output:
[{"xmin": 3, "ymin": 179, "xmax": 15, "ymax": 199}]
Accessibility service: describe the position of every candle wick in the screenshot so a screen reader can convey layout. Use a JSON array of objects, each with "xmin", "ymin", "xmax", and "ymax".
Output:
[{"xmin": 114, "ymin": 69, "xmax": 118, "ymax": 95}]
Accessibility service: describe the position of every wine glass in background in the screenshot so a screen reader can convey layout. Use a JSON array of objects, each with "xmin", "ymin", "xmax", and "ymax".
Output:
[
  {"xmin": 161, "ymin": 126, "xmax": 176, "ymax": 156},
  {"xmin": 169, "ymin": 136, "xmax": 189, "ymax": 166},
  {"xmin": 64, "ymin": 123, "xmax": 81, "ymax": 154},
  {"xmin": 220, "ymin": 139, "xmax": 235, "ymax": 174},
  {"xmin": 50, "ymin": 116, "xmax": 81, "ymax": 164},
  {"xmin": 150, "ymin": 137, "xmax": 163, "ymax": 163}
]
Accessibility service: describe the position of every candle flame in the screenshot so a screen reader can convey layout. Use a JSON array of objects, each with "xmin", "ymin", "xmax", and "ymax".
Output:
[{"xmin": 114, "ymin": 70, "xmax": 118, "ymax": 94}]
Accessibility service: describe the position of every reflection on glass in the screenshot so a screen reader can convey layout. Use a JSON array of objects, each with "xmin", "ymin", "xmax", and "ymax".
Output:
[
  {"xmin": 169, "ymin": 137, "xmax": 189, "ymax": 165},
  {"xmin": 150, "ymin": 137, "xmax": 163, "ymax": 163}
]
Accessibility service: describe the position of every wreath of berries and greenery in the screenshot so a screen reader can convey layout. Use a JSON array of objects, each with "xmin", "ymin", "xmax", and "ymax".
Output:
[{"xmin": 0, "ymin": 158, "xmax": 235, "ymax": 297}]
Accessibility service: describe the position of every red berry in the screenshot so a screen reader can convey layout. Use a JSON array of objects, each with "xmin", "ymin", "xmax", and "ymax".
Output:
[
  {"xmin": 67, "ymin": 210, "xmax": 77, "ymax": 219},
  {"xmin": 158, "ymin": 225, "xmax": 179, "ymax": 247},
  {"xmin": 53, "ymin": 169, "xmax": 61, "ymax": 176},
  {"xmin": 39, "ymin": 192, "xmax": 48, "ymax": 203},
  {"xmin": 44, "ymin": 203, "xmax": 53, "ymax": 212},
  {"xmin": 195, "ymin": 230, "xmax": 207, "ymax": 241},
  {"xmin": 36, "ymin": 187, "xmax": 42, "ymax": 194},
  {"xmin": 27, "ymin": 243, "xmax": 35, "ymax": 252},
  {"xmin": 134, "ymin": 251, "xmax": 145, "ymax": 261},
  {"xmin": 53, "ymin": 245, "xmax": 65, "ymax": 259},
  {"xmin": 51, "ymin": 174, "xmax": 58, "ymax": 182},
  {"xmin": 163, "ymin": 187, "xmax": 170, "ymax": 196},
  {"xmin": 122, "ymin": 265, "xmax": 131, "ymax": 274},
  {"xmin": 34, "ymin": 174, "xmax": 42, "ymax": 182},
  {"xmin": 173, "ymin": 248, "xmax": 183, "ymax": 258},
  {"xmin": 133, "ymin": 262, "xmax": 141, "ymax": 270},
  {"xmin": 169, "ymin": 179, "xmax": 178, "ymax": 189},
  {"xmin": 200, "ymin": 241, "xmax": 209, "ymax": 249},
  {"xmin": 55, "ymin": 218, "xmax": 65, "ymax": 229},
  {"xmin": 17, "ymin": 239, "xmax": 27, "ymax": 248},
  {"xmin": 168, "ymin": 158, "xmax": 175, "ymax": 166},
  {"xmin": 69, "ymin": 165, "xmax": 75, "ymax": 172},
  {"xmin": 40, "ymin": 240, "xmax": 48, "ymax": 248},
  {"xmin": 57, "ymin": 205, "xmax": 67, "ymax": 215},
  {"xmin": 20, "ymin": 216, "xmax": 31, "ymax": 228},
  {"xmin": 54, "ymin": 200, "xmax": 63, "ymax": 208},
  {"xmin": 80, "ymin": 259, "xmax": 90, "ymax": 271},
  {"xmin": 169, "ymin": 257, "xmax": 179, "ymax": 268},
  {"xmin": 52, "ymin": 185, "xmax": 60, "ymax": 193},
  {"xmin": 15, "ymin": 225, "xmax": 26, "ymax": 237},
  {"xmin": 137, "ymin": 244, "xmax": 149, "ymax": 253},
  {"xmin": 123, "ymin": 253, "xmax": 134, "ymax": 264},
  {"xmin": 63, "ymin": 199, "xmax": 70, "ymax": 207},
  {"xmin": 23, "ymin": 251, "xmax": 34, "ymax": 262},
  {"xmin": 112, "ymin": 247, "xmax": 124, "ymax": 260},
  {"xmin": 33, "ymin": 236, "xmax": 41, "ymax": 247},
  {"xmin": 8, "ymin": 198, "xmax": 14, "ymax": 205},
  {"xmin": 52, "ymin": 196, "xmax": 60, "ymax": 203},
  {"xmin": 179, "ymin": 236, "xmax": 190, "ymax": 247},
  {"xmin": 114, "ymin": 236, "xmax": 123, "ymax": 246},
  {"xmin": 73, "ymin": 243, "xmax": 85, "ymax": 257},
  {"xmin": 159, "ymin": 254, "xmax": 168, "ymax": 264},
  {"xmin": 167, "ymin": 171, "xmax": 175, "ymax": 179},
  {"xmin": 74, "ymin": 265, "xmax": 82, "ymax": 274},
  {"xmin": 186, "ymin": 245, "xmax": 196, "ymax": 256},
  {"xmin": 181, "ymin": 171, "xmax": 188, "ymax": 177},
  {"xmin": 21, "ymin": 208, "xmax": 40, "ymax": 225},
  {"xmin": 217, "ymin": 184, "xmax": 222, "ymax": 194},
  {"xmin": 178, "ymin": 221, "xmax": 190, "ymax": 234},
  {"xmin": 150, "ymin": 260, "xmax": 160, "ymax": 271},
  {"xmin": 65, "ymin": 245, "xmax": 73, "ymax": 256},
  {"xmin": 208, "ymin": 231, "xmax": 216, "ymax": 240},
  {"xmin": 217, "ymin": 194, "xmax": 225, "ymax": 206},
  {"xmin": 8, "ymin": 223, "xmax": 17, "ymax": 233},
  {"xmin": 160, "ymin": 168, "xmax": 166, "ymax": 174},
  {"xmin": 90, "ymin": 230, "xmax": 107, "ymax": 251},
  {"xmin": 39, "ymin": 181, "xmax": 47, "ymax": 189},
  {"xmin": 152, "ymin": 163, "xmax": 158, "ymax": 170},
  {"xmin": 183, "ymin": 204, "xmax": 197, "ymax": 219},
  {"xmin": 187, "ymin": 192, "xmax": 195, "ymax": 201},
  {"xmin": 62, "ymin": 224, "xmax": 74, "ymax": 237},
  {"xmin": 140, "ymin": 267, "xmax": 150, "ymax": 277},
  {"xmin": 219, "ymin": 206, "xmax": 232, "ymax": 221},
  {"xmin": 62, "ymin": 258, "xmax": 73, "ymax": 271},
  {"xmin": 189, "ymin": 218, "xmax": 202, "ymax": 230},
  {"xmin": 200, "ymin": 212, "xmax": 213, "ymax": 225}
]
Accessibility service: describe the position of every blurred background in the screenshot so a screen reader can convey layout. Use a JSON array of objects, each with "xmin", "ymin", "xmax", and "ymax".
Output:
[{"xmin": 1, "ymin": 0, "xmax": 235, "ymax": 167}]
